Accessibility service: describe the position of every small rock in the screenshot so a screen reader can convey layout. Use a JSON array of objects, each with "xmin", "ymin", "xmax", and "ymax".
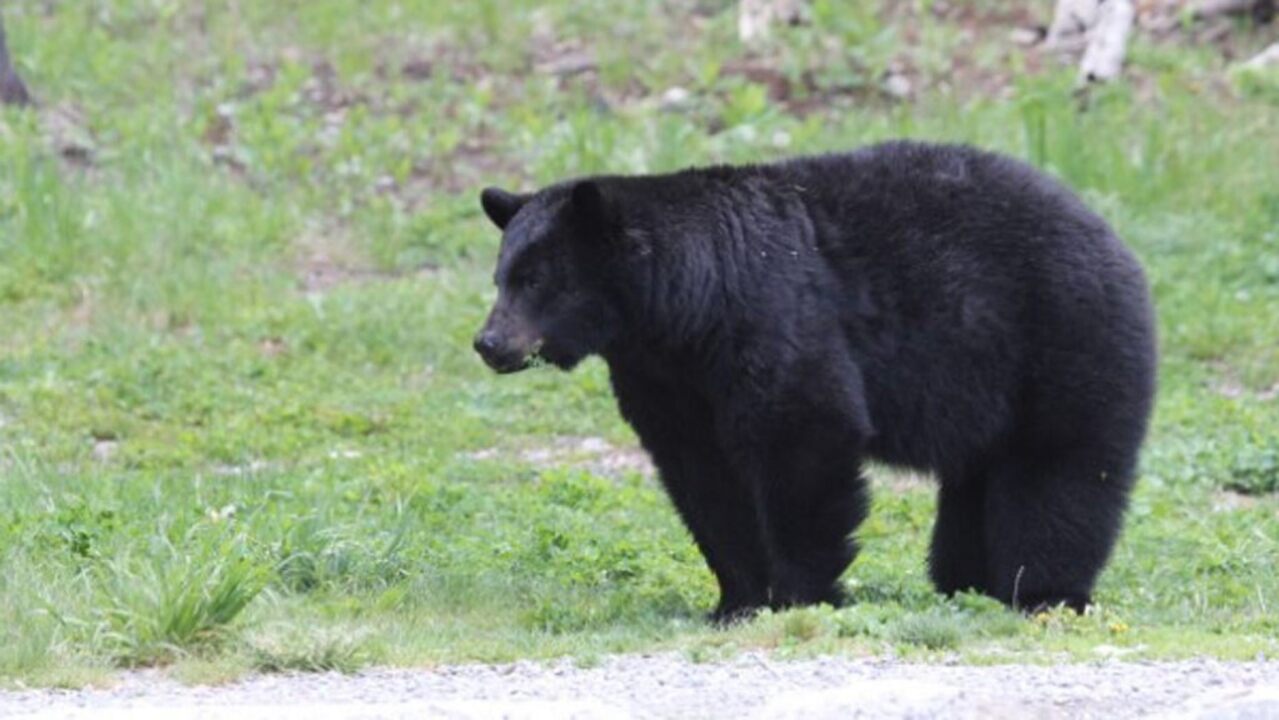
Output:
[
  {"xmin": 208, "ymin": 504, "xmax": 237, "ymax": 522},
  {"xmin": 1010, "ymin": 27, "xmax": 1045, "ymax": 46},
  {"xmin": 882, "ymin": 73, "xmax": 912, "ymax": 100},
  {"xmin": 538, "ymin": 51, "xmax": 597, "ymax": 77},
  {"xmin": 660, "ymin": 86, "xmax": 692, "ymax": 111},
  {"xmin": 92, "ymin": 440, "xmax": 118, "ymax": 462},
  {"xmin": 578, "ymin": 437, "xmax": 611, "ymax": 453}
]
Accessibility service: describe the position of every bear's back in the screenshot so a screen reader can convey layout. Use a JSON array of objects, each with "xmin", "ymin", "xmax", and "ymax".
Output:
[{"xmin": 753, "ymin": 142, "xmax": 1154, "ymax": 472}]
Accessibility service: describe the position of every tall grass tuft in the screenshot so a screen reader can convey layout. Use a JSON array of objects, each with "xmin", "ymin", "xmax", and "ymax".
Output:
[{"xmin": 88, "ymin": 532, "xmax": 267, "ymax": 667}]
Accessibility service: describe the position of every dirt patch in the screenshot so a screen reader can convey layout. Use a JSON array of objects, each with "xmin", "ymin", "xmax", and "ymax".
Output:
[
  {"xmin": 292, "ymin": 226, "xmax": 437, "ymax": 295},
  {"xmin": 718, "ymin": 57, "xmax": 890, "ymax": 117},
  {"xmin": 467, "ymin": 440, "xmax": 936, "ymax": 491},
  {"xmin": 921, "ymin": 0, "xmax": 1047, "ymax": 32},
  {"xmin": 298, "ymin": 257, "xmax": 436, "ymax": 294},
  {"xmin": 26, "ymin": 102, "xmax": 98, "ymax": 170},
  {"xmin": 403, "ymin": 134, "xmax": 523, "ymax": 198},
  {"xmin": 465, "ymin": 436, "xmax": 654, "ymax": 479},
  {"xmin": 257, "ymin": 337, "xmax": 288, "ymax": 358},
  {"xmin": 388, "ymin": 38, "xmax": 496, "ymax": 86},
  {"xmin": 1212, "ymin": 489, "xmax": 1262, "ymax": 512},
  {"xmin": 198, "ymin": 42, "xmax": 531, "ymax": 202},
  {"xmin": 296, "ymin": 252, "xmax": 436, "ymax": 295},
  {"xmin": 1208, "ymin": 361, "xmax": 1279, "ymax": 401}
]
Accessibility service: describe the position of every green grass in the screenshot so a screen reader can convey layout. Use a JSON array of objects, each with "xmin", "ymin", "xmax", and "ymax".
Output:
[{"xmin": 2, "ymin": 0, "xmax": 1278, "ymax": 685}]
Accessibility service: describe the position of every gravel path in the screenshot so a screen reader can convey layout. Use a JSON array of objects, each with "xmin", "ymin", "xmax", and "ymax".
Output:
[{"xmin": 3, "ymin": 653, "xmax": 1278, "ymax": 719}]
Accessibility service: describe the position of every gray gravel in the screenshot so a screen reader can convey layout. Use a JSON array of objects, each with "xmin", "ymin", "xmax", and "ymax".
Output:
[{"xmin": 3, "ymin": 653, "xmax": 1278, "ymax": 719}]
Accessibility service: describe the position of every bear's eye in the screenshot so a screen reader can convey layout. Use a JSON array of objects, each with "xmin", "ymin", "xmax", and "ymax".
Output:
[{"xmin": 513, "ymin": 271, "xmax": 542, "ymax": 292}]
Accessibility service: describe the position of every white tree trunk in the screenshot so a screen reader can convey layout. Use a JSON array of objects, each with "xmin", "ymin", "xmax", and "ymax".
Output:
[
  {"xmin": 1079, "ymin": 0, "xmax": 1136, "ymax": 84},
  {"xmin": 1046, "ymin": 0, "xmax": 1136, "ymax": 84},
  {"xmin": 1047, "ymin": 0, "xmax": 1104, "ymax": 48},
  {"xmin": 739, "ymin": 0, "xmax": 806, "ymax": 44}
]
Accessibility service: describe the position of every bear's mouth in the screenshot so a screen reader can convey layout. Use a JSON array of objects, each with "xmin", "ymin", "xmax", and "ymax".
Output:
[
  {"xmin": 524, "ymin": 340, "xmax": 547, "ymax": 369},
  {"xmin": 486, "ymin": 340, "xmax": 545, "ymax": 374}
]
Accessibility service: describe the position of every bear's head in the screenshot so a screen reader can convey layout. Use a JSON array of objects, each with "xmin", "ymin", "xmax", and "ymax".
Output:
[{"xmin": 473, "ymin": 181, "xmax": 626, "ymax": 373}]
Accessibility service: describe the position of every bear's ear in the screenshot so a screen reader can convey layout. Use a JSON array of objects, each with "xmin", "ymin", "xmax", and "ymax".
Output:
[
  {"xmin": 480, "ymin": 187, "xmax": 529, "ymax": 230},
  {"xmin": 570, "ymin": 180, "xmax": 615, "ymax": 229},
  {"xmin": 571, "ymin": 180, "xmax": 604, "ymax": 216}
]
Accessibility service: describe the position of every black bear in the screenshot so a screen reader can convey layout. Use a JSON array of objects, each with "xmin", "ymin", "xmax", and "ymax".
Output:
[{"xmin": 474, "ymin": 141, "xmax": 1156, "ymax": 622}]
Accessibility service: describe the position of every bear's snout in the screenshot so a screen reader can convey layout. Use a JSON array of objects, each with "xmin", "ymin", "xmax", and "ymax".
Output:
[
  {"xmin": 473, "ymin": 326, "xmax": 535, "ymax": 374},
  {"xmin": 472, "ymin": 330, "xmax": 500, "ymax": 357}
]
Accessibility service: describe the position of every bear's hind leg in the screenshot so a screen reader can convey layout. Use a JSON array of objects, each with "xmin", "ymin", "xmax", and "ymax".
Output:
[
  {"xmin": 928, "ymin": 473, "xmax": 990, "ymax": 597},
  {"xmin": 983, "ymin": 450, "xmax": 1135, "ymax": 613}
]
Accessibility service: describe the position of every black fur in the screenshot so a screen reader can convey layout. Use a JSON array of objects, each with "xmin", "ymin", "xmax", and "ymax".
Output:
[{"xmin": 474, "ymin": 141, "xmax": 1157, "ymax": 621}]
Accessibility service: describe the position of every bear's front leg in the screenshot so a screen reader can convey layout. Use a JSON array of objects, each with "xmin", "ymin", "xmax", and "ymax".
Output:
[
  {"xmin": 721, "ymin": 352, "xmax": 873, "ymax": 610},
  {"xmin": 668, "ymin": 440, "xmax": 773, "ymax": 624},
  {"xmin": 654, "ymin": 436, "xmax": 772, "ymax": 623},
  {"xmin": 610, "ymin": 369, "xmax": 771, "ymax": 623},
  {"xmin": 742, "ymin": 422, "xmax": 870, "ymax": 610}
]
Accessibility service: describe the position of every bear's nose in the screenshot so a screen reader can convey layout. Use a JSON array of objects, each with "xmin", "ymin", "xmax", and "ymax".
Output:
[{"xmin": 473, "ymin": 330, "xmax": 500, "ymax": 358}]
